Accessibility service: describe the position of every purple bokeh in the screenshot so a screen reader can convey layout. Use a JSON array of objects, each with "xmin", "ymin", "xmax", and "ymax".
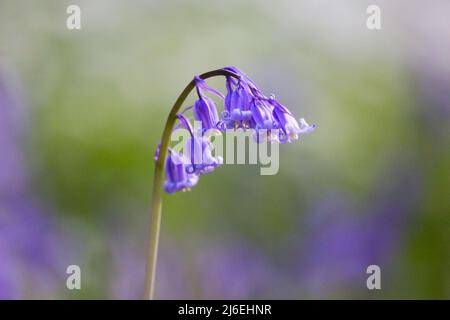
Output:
[{"xmin": 0, "ymin": 71, "xmax": 68, "ymax": 299}]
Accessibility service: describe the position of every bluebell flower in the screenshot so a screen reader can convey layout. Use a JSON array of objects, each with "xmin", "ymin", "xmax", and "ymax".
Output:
[
  {"xmin": 250, "ymin": 99, "xmax": 275, "ymax": 130},
  {"xmin": 164, "ymin": 150, "xmax": 199, "ymax": 194},
  {"xmin": 223, "ymin": 66, "xmax": 266, "ymax": 100},
  {"xmin": 177, "ymin": 114, "xmax": 222, "ymax": 175},
  {"xmin": 192, "ymin": 77, "xmax": 221, "ymax": 131},
  {"xmin": 221, "ymin": 77, "xmax": 252, "ymax": 129},
  {"xmin": 193, "ymin": 96, "xmax": 219, "ymax": 131},
  {"xmin": 271, "ymin": 97, "xmax": 316, "ymax": 143},
  {"xmin": 223, "ymin": 76, "xmax": 236, "ymax": 114},
  {"xmin": 185, "ymin": 134, "xmax": 223, "ymax": 175}
]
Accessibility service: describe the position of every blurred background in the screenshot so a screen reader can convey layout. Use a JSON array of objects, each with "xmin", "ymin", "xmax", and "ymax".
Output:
[{"xmin": 0, "ymin": 0, "xmax": 449, "ymax": 299}]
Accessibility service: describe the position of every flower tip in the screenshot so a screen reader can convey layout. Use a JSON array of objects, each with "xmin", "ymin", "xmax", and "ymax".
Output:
[{"xmin": 298, "ymin": 118, "xmax": 316, "ymax": 134}]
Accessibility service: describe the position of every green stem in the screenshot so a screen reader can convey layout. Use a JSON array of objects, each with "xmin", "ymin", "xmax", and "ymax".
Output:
[{"xmin": 143, "ymin": 69, "xmax": 239, "ymax": 299}]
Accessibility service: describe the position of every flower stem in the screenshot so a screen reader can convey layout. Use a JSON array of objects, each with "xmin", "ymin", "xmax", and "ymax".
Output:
[{"xmin": 143, "ymin": 68, "xmax": 239, "ymax": 299}]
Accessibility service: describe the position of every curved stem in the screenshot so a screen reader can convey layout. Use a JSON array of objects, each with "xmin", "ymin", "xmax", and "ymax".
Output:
[{"xmin": 143, "ymin": 69, "xmax": 239, "ymax": 299}]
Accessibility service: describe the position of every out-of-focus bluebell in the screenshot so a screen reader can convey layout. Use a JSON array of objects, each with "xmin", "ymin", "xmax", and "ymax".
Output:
[
  {"xmin": 195, "ymin": 241, "xmax": 275, "ymax": 299},
  {"xmin": 0, "ymin": 71, "xmax": 68, "ymax": 299},
  {"xmin": 293, "ymin": 166, "xmax": 421, "ymax": 296}
]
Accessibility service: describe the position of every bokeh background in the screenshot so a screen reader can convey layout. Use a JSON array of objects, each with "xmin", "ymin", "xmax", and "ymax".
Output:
[{"xmin": 0, "ymin": 0, "xmax": 449, "ymax": 299}]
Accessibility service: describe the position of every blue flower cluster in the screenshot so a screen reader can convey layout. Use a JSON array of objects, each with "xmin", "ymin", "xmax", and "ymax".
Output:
[{"xmin": 162, "ymin": 66, "xmax": 315, "ymax": 194}]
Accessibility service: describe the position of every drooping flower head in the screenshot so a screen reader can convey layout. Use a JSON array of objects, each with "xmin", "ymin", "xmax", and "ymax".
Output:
[
  {"xmin": 225, "ymin": 67, "xmax": 315, "ymax": 141},
  {"xmin": 159, "ymin": 66, "xmax": 315, "ymax": 193}
]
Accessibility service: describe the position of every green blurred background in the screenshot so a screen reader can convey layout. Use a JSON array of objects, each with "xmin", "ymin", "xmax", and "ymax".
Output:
[{"xmin": 0, "ymin": 0, "xmax": 448, "ymax": 299}]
